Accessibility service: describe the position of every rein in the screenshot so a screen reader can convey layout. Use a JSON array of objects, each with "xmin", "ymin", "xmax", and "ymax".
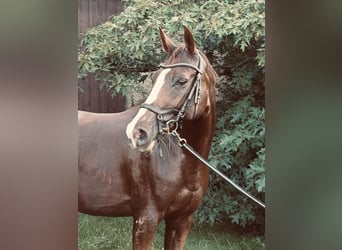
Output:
[
  {"xmin": 171, "ymin": 131, "xmax": 266, "ymax": 209},
  {"xmin": 141, "ymin": 54, "xmax": 266, "ymax": 208}
]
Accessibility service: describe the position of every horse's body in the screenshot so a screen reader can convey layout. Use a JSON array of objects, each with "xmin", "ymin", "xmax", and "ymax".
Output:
[{"xmin": 78, "ymin": 27, "xmax": 218, "ymax": 250}]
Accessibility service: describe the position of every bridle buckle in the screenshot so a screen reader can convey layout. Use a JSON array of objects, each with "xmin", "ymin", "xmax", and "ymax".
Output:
[{"xmin": 165, "ymin": 119, "xmax": 178, "ymax": 134}]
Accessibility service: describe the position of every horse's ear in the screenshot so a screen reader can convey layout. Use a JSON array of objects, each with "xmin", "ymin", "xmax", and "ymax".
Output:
[
  {"xmin": 159, "ymin": 28, "xmax": 176, "ymax": 54},
  {"xmin": 183, "ymin": 26, "xmax": 196, "ymax": 55}
]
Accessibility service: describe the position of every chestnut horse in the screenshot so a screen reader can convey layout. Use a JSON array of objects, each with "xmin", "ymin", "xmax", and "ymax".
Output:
[{"xmin": 78, "ymin": 26, "xmax": 218, "ymax": 250}]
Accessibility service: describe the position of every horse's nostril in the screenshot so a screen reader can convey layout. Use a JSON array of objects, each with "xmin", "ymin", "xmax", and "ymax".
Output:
[{"xmin": 134, "ymin": 128, "xmax": 148, "ymax": 142}]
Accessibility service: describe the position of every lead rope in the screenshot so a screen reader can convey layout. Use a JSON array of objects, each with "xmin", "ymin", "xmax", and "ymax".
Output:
[{"xmin": 170, "ymin": 130, "xmax": 266, "ymax": 208}]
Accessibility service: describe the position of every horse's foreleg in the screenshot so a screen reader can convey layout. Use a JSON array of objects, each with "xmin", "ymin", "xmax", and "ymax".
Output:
[
  {"xmin": 164, "ymin": 214, "xmax": 193, "ymax": 250},
  {"xmin": 132, "ymin": 211, "xmax": 160, "ymax": 250}
]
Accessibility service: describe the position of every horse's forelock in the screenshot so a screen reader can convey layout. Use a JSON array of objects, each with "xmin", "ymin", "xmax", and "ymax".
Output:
[{"xmin": 166, "ymin": 47, "xmax": 197, "ymax": 64}]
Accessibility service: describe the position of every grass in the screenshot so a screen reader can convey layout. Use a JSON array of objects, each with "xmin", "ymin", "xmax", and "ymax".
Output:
[{"xmin": 78, "ymin": 213, "xmax": 264, "ymax": 250}]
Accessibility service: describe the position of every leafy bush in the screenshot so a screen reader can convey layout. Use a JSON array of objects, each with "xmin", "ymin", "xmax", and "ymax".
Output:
[
  {"xmin": 198, "ymin": 99, "xmax": 265, "ymax": 227},
  {"xmin": 78, "ymin": 0, "xmax": 265, "ymax": 228}
]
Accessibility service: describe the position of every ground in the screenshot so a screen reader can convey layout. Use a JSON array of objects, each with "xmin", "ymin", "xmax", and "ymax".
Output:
[{"xmin": 78, "ymin": 213, "xmax": 265, "ymax": 250}]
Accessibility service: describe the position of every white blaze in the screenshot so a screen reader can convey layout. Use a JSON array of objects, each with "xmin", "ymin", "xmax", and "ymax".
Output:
[{"xmin": 126, "ymin": 69, "xmax": 171, "ymax": 147}]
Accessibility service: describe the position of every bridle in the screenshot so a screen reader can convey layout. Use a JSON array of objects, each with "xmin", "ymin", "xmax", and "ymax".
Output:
[{"xmin": 141, "ymin": 53, "xmax": 202, "ymax": 135}]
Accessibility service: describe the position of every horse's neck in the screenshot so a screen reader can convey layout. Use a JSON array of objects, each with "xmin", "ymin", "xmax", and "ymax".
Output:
[{"xmin": 181, "ymin": 111, "xmax": 215, "ymax": 158}]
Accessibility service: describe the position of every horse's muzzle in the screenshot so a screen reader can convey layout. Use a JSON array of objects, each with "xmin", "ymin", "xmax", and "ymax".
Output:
[
  {"xmin": 128, "ymin": 128, "xmax": 156, "ymax": 152},
  {"xmin": 132, "ymin": 127, "xmax": 149, "ymax": 147},
  {"xmin": 126, "ymin": 109, "xmax": 158, "ymax": 152}
]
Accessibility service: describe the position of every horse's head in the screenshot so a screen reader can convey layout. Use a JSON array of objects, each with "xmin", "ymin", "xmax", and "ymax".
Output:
[{"xmin": 126, "ymin": 26, "xmax": 217, "ymax": 152}]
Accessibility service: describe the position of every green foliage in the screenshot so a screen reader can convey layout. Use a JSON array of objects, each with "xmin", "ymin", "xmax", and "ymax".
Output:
[
  {"xmin": 197, "ymin": 100, "xmax": 265, "ymax": 227},
  {"xmin": 78, "ymin": 0, "xmax": 265, "ymax": 228},
  {"xmin": 78, "ymin": 0, "xmax": 265, "ymax": 95}
]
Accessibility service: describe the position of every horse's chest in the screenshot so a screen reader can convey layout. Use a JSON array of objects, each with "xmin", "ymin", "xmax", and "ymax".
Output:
[{"xmin": 129, "ymin": 150, "xmax": 205, "ymax": 214}]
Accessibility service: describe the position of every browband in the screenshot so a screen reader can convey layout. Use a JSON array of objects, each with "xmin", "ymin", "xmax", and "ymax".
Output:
[{"xmin": 159, "ymin": 63, "xmax": 202, "ymax": 74}]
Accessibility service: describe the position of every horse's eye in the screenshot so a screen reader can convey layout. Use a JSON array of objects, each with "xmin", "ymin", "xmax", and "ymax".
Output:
[{"xmin": 178, "ymin": 79, "xmax": 188, "ymax": 85}]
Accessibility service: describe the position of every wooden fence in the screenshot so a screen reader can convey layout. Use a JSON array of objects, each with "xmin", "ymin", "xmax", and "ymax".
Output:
[{"xmin": 78, "ymin": 0, "xmax": 125, "ymax": 113}]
